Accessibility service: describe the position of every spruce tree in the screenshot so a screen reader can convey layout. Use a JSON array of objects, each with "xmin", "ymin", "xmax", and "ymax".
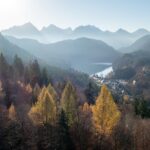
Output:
[
  {"xmin": 57, "ymin": 110, "xmax": 74, "ymax": 150},
  {"xmin": 29, "ymin": 60, "xmax": 41, "ymax": 86},
  {"xmin": 0, "ymin": 53, "xmax": 9, "ymax": 79},
  {"xmin": 41, "ymin": 68, "xmax": 49, "ymax": 86},
  {"xmin": 13, "ymin": 55, "xmax": 24, "ymax": 78}
]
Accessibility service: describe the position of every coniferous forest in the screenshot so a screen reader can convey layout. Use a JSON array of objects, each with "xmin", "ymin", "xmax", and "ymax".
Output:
[{"xmin": 0, "ymin": 54, "xmax": 149, "ymax": 150}]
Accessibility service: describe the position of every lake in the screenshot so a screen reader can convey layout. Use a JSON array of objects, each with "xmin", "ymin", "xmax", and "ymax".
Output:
[{"xmin": 88, "ymin": 62, "xmax": 112, "ymax": 75}]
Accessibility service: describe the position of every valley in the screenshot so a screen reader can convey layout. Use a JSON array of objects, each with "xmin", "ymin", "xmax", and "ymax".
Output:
[{"xmin": 0, "ymin": 1, "xmax": 150, "ymax": 148}]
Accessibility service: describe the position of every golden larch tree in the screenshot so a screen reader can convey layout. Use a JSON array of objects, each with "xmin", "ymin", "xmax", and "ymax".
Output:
[
  {"xmin": 60, "ymin": 81, "xmax": 78, "ymax": 126},
  {"xmin": 26, "ymin": 83, "xmax": 33, "ymax": 93},
  {"xmin": 29, "ymin": 88, "xmax": 57, "ymax": 125},
  {"xmin": 47, "ymin": 83, "xmax": 57, "ymax": 101},
  {"xmin": 33, "ymin": 83, "xmax": 41, "ymax": 98},
  {"xmin": 8, "ymin": 104, "xmax": 17, "ymax": 121},
  {"xmin": 38, "ymin": 86, "xmax": 47, "ymax": 101},
  {"xmin": 92, "ymin": 85, "xmax": 121, "ymax": 135}
]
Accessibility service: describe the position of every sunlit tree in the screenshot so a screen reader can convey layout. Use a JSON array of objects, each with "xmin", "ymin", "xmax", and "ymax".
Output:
[
  {"xmin": 61, "ymin": 82, "xmax": 78, "ymax": 126},
  {"xmin": 92, "ymin": 85, "xmax": 121, "ymax": 135},
  {"xmin": 47, "ymin": 83, "xmax": 57, "ymax": 102},
  {"xmin": 32, "ymin": 83, "xmax": 41, "ymax": 104},
  {"xmin": 26, "ymin": 83, "xmax": 32, "ymax": 93},
  {"xmin": 8, "ymin": 104, "xmax": 17, "ymax": 121},
  {"xmin": 29, "ymin": 89, "xmax": 56, "ymax": 124}
]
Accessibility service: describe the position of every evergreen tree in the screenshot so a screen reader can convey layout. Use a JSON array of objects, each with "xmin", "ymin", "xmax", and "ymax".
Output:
[
  {"xmin": 41, "ymin": 68, "xmax": 49, "ymax": 86},
  {"xmin": 85, "ymin": 81, "xmax": 99, "ymax": 104},
  {"xmin": 13, "ymin": 55, "xmax": 24, "ymax": 78},
  {"xmin": 3, "ymin": 80, "xmax": 12, "ymax": 108},
  {"xmin": 29, "ymin": 60, "xmax": 41, "ymax": 86},
  {"xmin": 92, "ymin": 85, "xmax": 121, "ymax": 135},
  {"xmin": 57, "ymin": 110, "xmax": 74, "ymax": 150},
  {"xmin": 0, "ymin": 53, "xmax": 9, "ymax": 79},
  {"xmin": 134, "ymin": 98, "xmax": 150, "ymax": 118},
  {"xmin": 24, "ymin": 66, "xmax": 30, "ymax": 84},
  {"xmin": 60, "ymin": 82, "xmax": 78, "ymax": 126}
]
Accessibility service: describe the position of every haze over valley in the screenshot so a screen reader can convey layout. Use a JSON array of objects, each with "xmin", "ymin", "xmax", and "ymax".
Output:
[
  {"xmin": 0, "ymin": 22, "xmax": 150, "ymax": 75},
  {"xmin": 0, "ymin": 1, "xmax": 150, "ymax": 150}
]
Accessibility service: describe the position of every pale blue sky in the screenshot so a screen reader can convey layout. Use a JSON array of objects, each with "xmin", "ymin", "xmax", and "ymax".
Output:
[{"xmin": 0, "ymin": 0, "xmax": 150, "ymax": 31}]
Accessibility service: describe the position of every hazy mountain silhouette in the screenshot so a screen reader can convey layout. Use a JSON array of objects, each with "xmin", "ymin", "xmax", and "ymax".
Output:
[
  {"xmin": 2, "ymin": 22, "xmax": 43, "ymax": 42},
  {"xmin": 0, "ymin": 33, "xmax": 34, "ymax": 63},
  {"xmin": 119, "ymin": 35, "xmax": 150, "ymax": 53},
  {"xmin": 132, "ymin": 28, "xmax": 150, "ymax": 37},
  {"xmin": 41, "ymin": 24, "xmax": 72, "ymax": 42},
  {"xmin": 2, "ymin": 23, "xmax": 150, "ymax": 49},
  {"xmin": 6, "ymin": 36, "xmax": 121, "ymax": 74},
  {"xmin": 73, "ymin": 25, "xmax": 102, "ymax": 36}
]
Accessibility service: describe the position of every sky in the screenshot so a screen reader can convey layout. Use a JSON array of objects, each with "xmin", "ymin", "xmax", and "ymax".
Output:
[{"xmin": 0, "ymin": 0, "xmax": 150, "ymax": 31}]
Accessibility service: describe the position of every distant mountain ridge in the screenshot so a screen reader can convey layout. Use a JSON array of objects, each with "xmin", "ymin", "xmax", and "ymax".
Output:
[
  {"xmin": 113, "ymin": 33, "xmax": 150, "ymax": 78},
  {"xmin": 6, "ymin": 36, "xmax": 121, "ymax": 74},
  {"xmin": 119, "ymin": 35, "xmax": 150, "ymax": 53},
  {"xmin": 2, "ymin": 23, "xmax": 150, "ymax": 48},
  {"xmin": 0, "ymin": 33, "xmax": 34, "ymax": 63}
]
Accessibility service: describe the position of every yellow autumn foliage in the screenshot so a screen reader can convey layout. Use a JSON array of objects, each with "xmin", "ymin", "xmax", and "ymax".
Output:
[
  {"xmin": 61, "ymin": 82, "xmax": 78, "ymax": 126},
  {"xmin": 26, "ymin": 83, "xmax": 32, "ymax": 93},
  {"xmin": 29, "ymin": 88, "xmax": 57, "ymax": 125},
  {"xmin": 92, "ymin": 85, "xmax": 121, "ymax": 135},
  {"xmin": 47, "ymin": 83, "xmax": 57, "ymax": 101},
  {"xmin": 8, "ymin": 104, "xmax": 17, "ymax": 121}
]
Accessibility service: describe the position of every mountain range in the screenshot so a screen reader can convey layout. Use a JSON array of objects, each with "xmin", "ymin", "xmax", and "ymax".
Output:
[
  {"xmin": 1, "ymin": 22, "xmax": 150, "ymax": 75},
  {"xmin": 119, "ymin": 35, "xmax": 150, "ymax": 53},
  {"xmin": 6, "ymin": 36, "xmax": 121, "ymax": 74},
  {"xmin": 113, "ymin": 35, "xmax": 150, "ymax": 79},
  {"xmin": 0, "ymin": 33, "xmax": 34, "ymax": 63},
  {"xmin": 2, "ymin": 22, "xmax": 150, "ymax": 49}
]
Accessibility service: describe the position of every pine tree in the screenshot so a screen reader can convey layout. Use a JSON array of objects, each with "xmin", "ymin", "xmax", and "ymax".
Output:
[
  {"xmin": 60, "ymin": 82, "xmax": 78, "ymax": 126},
  {"xmin": 29, "ymin": 60, "xmax": 41, "ymax": 86},
  {"xmin": 29, "ymin": 89, "xmax": 57, "ymax": 125},
  {"xmin": 0, "ymin": 53, "xmax": 9, "ymax": 79},
  {"xmin": 13, "ymin": 55, "xmax": 24, "ymax": 78},
  {"xmin": 57, "ymin": 110, "xmax": 74, "ymax": 150},
  {"xmin": 85, "ymin": 81, "xmax": 99, "ymax": 104},
  {"xmin": 24, "ymin": 66, "xmax": 30, "ymax": 84},
  {"xmin": 92, "ymin": 85, "xmax": 121, "ymax": 135},
  {"xmin": 41, "ymin": 68, "xmax": 49, "ymax": 86}
]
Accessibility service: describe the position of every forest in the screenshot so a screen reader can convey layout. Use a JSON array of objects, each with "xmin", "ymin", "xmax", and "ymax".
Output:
[{"xmin": 0, "ymin": 54, "xmax": 150, "ymax": 150}]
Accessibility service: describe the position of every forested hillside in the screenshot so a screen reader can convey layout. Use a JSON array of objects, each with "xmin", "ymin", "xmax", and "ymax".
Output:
[{"xmin": 0, "ymin": 54, "xmax": 150, "ymax": 150}]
